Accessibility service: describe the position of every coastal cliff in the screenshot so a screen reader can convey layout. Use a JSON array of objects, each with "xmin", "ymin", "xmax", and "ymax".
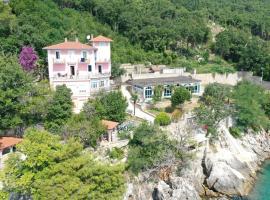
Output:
[{"xmin": 125, "ymin": 123, "xmax": 270, "ymax": 200}]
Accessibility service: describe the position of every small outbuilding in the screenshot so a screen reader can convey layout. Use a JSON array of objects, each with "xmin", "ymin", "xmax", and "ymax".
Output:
[
  {"xmin": 101, "ymin": 120, "xmax": 119, "ymax": 142},
  {"xmin": 0, "ymin": 137, "xmax": 22, "ymax": 157}
]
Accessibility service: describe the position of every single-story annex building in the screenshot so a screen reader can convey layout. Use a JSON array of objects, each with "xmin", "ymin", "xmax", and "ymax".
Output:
[
  {"xmin": 101, "ymin": 120, "xmax": 119, "ymax": 142},
  {"xmin": 127, "ymin": 76, "xmax": 201, "ymax": 101}
]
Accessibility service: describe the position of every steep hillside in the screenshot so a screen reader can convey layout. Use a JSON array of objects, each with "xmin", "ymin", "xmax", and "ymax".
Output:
[{"xmin": 0, "ymin": 0, "xmax": 269, "ymax": 78}]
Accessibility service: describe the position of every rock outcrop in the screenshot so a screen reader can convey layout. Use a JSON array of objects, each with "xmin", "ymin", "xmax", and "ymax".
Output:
[
  {"xmin": 154, "ymin": 177, "xmax": 201, "ymax": 200},
  {"xmin": 125, "ymin": 120, "xmax": 270, "ymax": 200}
]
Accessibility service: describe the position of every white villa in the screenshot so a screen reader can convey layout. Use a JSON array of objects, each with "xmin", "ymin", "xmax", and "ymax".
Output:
[{"xmin": 43, "ymin": 35, "xmax": 112, "ymax": 112}]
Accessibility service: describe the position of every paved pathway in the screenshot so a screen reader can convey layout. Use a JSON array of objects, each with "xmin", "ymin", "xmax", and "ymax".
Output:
[{"xmin": 121, "ymin": 85, "xmax": 155, "ymax": 123}]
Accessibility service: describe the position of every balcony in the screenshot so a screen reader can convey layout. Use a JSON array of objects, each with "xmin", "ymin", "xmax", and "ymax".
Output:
[
  {"xmin": 78, "ymin": 58, "xmax": 91, "ymax": 63},
  {"xmin": 51, "ymin": 73, "xmax": 111, "ymax": 81},
  {"xmin": 91, "ymin": 73, "xmax": 111, "ymax": 78},
  {"xmin": 53, "ymin": 58, "xmax": 65, "ymax": 64}
]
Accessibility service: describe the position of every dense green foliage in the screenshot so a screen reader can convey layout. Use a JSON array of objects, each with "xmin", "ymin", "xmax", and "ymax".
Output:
[
  {"xmin": 1, "ymin": 0, "xmax": 269, "ymax": 78},
  {"xmin": 233, "ymin": 81, "xmax": 270, "ymax": 131},
  {"xmin": 63, "ymin": 113, "xmax": 106, "ymax": 148},
  {"xmin": 171, "ymin": 87, "xmax": 191, "ymax": 107},
  {"xmin": 86, "ymin": 91, "xmax": 128, "ymax": 122},
  {"xmin": 128, "ymin": 123, "xmax": 175, "ymax": 174},
  {"xmin": 196, "ymin": 82, "xmax": 270, "ymax": 138},
  {"xmin": 22, "ymin": 80, "xmax": 52, "ymax": 126},
  {"xmin": 107, "ymin": 147, "xmax": 125, "ymax": 160},
  {"xmin": 154, "ymin": 112, "xmax": 171, "ymax": 126},
  {"xmin": 0, "ymin": 55, "xmax": 31, "ymax": 132},
  {"xmin": 45, "ymin": 85, "xmax": 73, "ymax": 133},
  {"xmin": 2, "ymin": 128, "xmax": 125, "ymax": 200},
  {"xmin": 195, "ymin": 83, "xmax": 232, "ymax": 137},
  {"xmin": 214, "ymin": 29, "xmax": 270, "ymax": 79}
]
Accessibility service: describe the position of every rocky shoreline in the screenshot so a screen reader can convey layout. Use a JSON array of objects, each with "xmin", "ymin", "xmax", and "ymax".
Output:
[{"xmin": 125, "ymin": 123, "xmax": 270, "ymax": 200}]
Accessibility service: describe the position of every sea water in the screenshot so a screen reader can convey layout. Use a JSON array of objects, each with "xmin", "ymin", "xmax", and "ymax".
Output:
[{"xmin": 246, "ymin": 160, "xmax": 270, "ymax": 200}]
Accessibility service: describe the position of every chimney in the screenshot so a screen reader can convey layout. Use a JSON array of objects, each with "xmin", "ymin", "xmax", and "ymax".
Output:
[
  {"xmin": 75, "ymin": 37, "xmax": 79, "ymax": 42},
  {"xmin": 64, "ymin": 38, "xmax": 67, "ymax": 42},
  {"xmin": 91, "ymin": 34, "xmax": 94, "ymax": 40}
]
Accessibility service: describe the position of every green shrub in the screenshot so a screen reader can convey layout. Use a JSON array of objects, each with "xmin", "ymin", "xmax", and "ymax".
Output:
[
  {"xmin": 154, "ymin": 112, "xmax": 171, "ymax": 126},
  {"xmin": 107, "ymin": 147, "xmax": 125, "ymax": 160},
  {"xmin": 118, "ymin": 130, "xmax": 131, "ymax": 140},
  {"xmin": 171, "ymin": 87, "xmax": 191, "ymax": 107},
  {"xmin": 229, "ymin": 126, "xmax": 242, "ymax": 138}
]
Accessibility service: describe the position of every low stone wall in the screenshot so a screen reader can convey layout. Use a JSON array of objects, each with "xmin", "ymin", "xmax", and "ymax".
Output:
[
  {"xmin": 187, "ymin": 71, "xmax": 252, "ymax": 86},
  {"xmin": 187, "ymin": 71, "xmax": 270, "ymax": 90}
]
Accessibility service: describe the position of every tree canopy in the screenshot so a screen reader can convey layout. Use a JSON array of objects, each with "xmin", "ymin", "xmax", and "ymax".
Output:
[
  {"xmin": 2, "ymin": 128, "xmax": 125, "ymax": 200},
  {"xmin": 0, "ymin": 55, "xmax": 31, "ymax": 132},
  {"xmin": 86, "ymin": 91, "xmax": 128, "ymax": 122},
  {"xmin": 45, "ymin": 85, "xmax": 73, "ymax": 134}
]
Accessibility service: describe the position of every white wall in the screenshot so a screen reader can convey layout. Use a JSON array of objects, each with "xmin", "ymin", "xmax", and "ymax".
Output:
[{"xmin": 53, "ymin": 80, "xmax": 91, "ymax": 97}]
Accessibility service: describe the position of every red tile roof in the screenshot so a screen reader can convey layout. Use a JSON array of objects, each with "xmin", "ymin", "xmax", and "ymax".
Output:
[
  {"xmin": 43, "ymin": 40, "xmax": 95, "ymax": 50},
  {"xmin": 0, "ymin": 137, "xmax": 23, "ymax": 151},
  {"xmin": 91, "ymin": 35, "xmax": 113, "ymax": 42},
  {"xmin": 102, "ymin": 120, "xmax": 119, "ymax": 130}
]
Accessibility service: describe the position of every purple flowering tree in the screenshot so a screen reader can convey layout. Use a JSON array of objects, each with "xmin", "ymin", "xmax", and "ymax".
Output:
[{"xmin": 19, "ymin": 46, "xmax": 39, "ymax": 71}]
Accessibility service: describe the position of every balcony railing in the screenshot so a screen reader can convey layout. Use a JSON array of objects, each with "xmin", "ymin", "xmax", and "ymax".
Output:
[
  {"xmin": 53, "ymin": 58, "xmax": 91, "ymax": 64},
  {"xmin": 51, "ymin": 73, "xmax": 111, "ymax": 80},
  {"xmin": 53, "ymin": 58, "xmax": 65, "ymax": 64},
  {"xmin": 78, "ymin": 58, "xmax": 91, "ymax": 63},
  {"xmin": 91, "ymin": 73, "xmax": 111, "ymax": 78}
]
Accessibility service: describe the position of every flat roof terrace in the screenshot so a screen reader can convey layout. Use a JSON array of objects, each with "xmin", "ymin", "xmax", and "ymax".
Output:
[{"xmin": 127, "ymin": 76, "xmax": 201, "ymax": 88}]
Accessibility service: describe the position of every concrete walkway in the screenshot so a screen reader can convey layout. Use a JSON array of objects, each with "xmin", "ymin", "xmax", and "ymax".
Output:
[{"xmin": 121, "ymin": 85, "xmax": 155, "ymax": 123}]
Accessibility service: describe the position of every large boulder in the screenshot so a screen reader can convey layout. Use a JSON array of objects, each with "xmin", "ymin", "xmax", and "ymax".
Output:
[
  {"xmin": 180, "ymin": 159, "xmax": 206, "ymax": 195},
  {"xmin": 206, "ymin": 161, "xmax": 251, "ymax": 196}
]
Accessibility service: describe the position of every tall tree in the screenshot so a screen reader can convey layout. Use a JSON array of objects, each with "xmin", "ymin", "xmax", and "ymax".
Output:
[
  {"xmin": 45, "ymin": 85, "xmax": 73, "ymax": 133},
  {"xmin": 131, "ymin": 93, "xmax": 138, "ymax": 115},
  {"xmin": 0, "ymin": 55, "xmax": 31, "ymax": 133},
  {"xmin": 63, "ymin": 113, "xmax": 106, "ymax": 148},
  {"xmin": 88, "ymin": 91, "xmax": 128, "ymax": 122},
  {"xmin": 195, "ymin": 83, "xmax": 231, "ymax": 138}
]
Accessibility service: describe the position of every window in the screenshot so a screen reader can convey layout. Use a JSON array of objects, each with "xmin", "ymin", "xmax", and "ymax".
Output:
[
  {"xmin": 164, "ymin": 87, "xmax": 172, "ymax": 97},
  {"xmin": 100, "ymin": 80, "xmax": 104, "ymax": 87},
  {"xmin": 91, "ymin": 81, "xmax": 98, "ymax": 89},
  {"xmin": 88, "ymin": 65, "xmax": 92, "ymax": 72},
  {"xmin": 145, "ymin": 86, "xmax": 153, "ymax": 99},
  {"xmin": 56, "ymin": 51, "xmax": 60, "ymax": 59},
  {"xmin": 98, "ymin": 65, "xmax": 102, "ymax": 73},
  {"xmin": 82, "ymin": 51, "xmax": 87, "ymax": 59},
  {"xmin": 99, "ymin": 42, "xmax": 108, "ymax": 46}
]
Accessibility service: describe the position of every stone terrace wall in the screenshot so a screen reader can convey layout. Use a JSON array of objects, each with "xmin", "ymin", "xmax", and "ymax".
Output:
[
  {"xmin": 187, "ymin": 71, "xmax": 253, "ymax": 86},
  {"xmin": 188, "ymin": 71, "xmax": 270, "ymax": 90}
]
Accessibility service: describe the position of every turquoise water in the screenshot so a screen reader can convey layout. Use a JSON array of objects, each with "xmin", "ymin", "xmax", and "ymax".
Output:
[{"xmin": 247, "ymin": 160, "xmax": 270, "ymax": 200}]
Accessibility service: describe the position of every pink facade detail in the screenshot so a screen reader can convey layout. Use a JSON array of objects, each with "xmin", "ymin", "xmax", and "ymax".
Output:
[
  {"xmin": 78, "ymin": 63, "xmax": 88, "ymax": 71},
  {"xmin": 53, "ymin": 64, "xmax": 65, "ymax": 71},
  {"xmin": 44, "ymin": 35, "xmax": 112, "ymax": 113},
  {"xmin": 96, "ymin": 62, "xmax": 109, "ymax": 73}
]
